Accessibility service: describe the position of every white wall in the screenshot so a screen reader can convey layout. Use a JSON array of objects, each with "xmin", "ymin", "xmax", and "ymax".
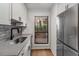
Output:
[
  {"xmin": 27, "ymin": 9, "xmax": 51, "ymax": 49},
  {"xmin": 50, "ymin": 4, "xmax": 57, "ymax": 56}
]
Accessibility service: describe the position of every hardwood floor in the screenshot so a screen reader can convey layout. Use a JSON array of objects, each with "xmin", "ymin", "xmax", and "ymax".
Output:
[{"xmin": 32, "ymin": 49, "xmax": 54, "ymax": 56}]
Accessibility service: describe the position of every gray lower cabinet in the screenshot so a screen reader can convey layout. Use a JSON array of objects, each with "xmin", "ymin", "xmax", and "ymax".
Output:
[{"xmin": 19, "ymin": 37, "xmax": 31, "ymax": 56}]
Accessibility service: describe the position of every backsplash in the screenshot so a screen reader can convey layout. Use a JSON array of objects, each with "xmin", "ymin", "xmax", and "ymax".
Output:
[
  {"xmin": 0, "ymin": 24, "xmax": 11, "ymax": 41},
  {"xmin": 0, "ymin": 24, "xmax": 26, "ymax": 41}
]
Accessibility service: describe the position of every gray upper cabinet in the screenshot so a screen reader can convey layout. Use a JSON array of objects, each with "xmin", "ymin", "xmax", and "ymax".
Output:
[
  {"xmin": 12, "ymin": 3, "xmax": 23, "ymax": 21},
  {"xmin": 0, "ymin": 3, "xmax": 11, "ymax": 25},
  {"xmin": 11, "ymin": 3, "xmax": 27, "ymax": 26},
  {"xmin": 0, "ymin": 3, "xmax": 27, "ymax": 25}
]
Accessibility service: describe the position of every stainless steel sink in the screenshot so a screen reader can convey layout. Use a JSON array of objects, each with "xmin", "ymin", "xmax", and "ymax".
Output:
[
  {"xmin": 8, "ymin": 34, "xmax": 28, "ymax": 45},
  {"xmin": 14, "ymin": 37, "xmax": 27, "ymax": 44},
  {"xmin": 19, "ymin": 37, "xmax": 27, "ymax": 43}
]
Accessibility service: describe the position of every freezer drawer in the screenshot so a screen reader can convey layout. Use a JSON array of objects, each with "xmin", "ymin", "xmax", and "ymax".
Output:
[
  {"xmin": 57, "ymin": 40, "xmax": 64, "ymax": 56},
  {"xmin": 64, "ymin": 45, "xmax": 78, "ymax": 56}
]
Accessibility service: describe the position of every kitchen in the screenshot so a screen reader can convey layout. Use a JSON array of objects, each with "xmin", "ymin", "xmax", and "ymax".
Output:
[
  {"xmin": 0, "ymin": 3, "xmax": 32, "ymax": 56},
  {"xmin": 0, "ymin": 3, "xmax": 78, "ymax": 56}
]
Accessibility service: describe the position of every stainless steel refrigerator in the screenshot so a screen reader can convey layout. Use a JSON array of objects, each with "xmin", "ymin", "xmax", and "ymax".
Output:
[{"xmin": 57, "ymin": 4, "xmax": 79, "ymax": 56}]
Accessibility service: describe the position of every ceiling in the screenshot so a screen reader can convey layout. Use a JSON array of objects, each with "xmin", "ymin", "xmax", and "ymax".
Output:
[{"xmin": 25, "ymin": 3, "xmax": 53, "ymax": 11}]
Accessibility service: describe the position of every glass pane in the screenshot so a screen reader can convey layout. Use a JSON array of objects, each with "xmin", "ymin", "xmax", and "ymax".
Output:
[{"xmin": 35, "ymin": 16, "xmax": 48, "ymax": 44}]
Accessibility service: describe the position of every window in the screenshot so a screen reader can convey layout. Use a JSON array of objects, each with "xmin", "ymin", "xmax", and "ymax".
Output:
[{"xmin": 34, "ymin": 16, "xmax": 48, "ymax": 44}]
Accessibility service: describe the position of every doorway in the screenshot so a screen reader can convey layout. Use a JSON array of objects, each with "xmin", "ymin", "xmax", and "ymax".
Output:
[{"xmin": 34, "ymin": 16, "xmax": 48, "ymax": 44}]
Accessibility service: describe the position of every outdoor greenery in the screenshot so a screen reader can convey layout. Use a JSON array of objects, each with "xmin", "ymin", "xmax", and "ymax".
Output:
[{"xmin": 35, "ymin": 23, "xmax": 47, "ymax": 32}]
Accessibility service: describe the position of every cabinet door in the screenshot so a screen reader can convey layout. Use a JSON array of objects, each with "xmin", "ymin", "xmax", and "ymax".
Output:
[
  {"xmin": 0, "ymin": 3, "xmax": 11, "ymax": 25},
  {"xmin": 19, "ymin": 36, "xmax": 31, "ymax": 56},
  {"xmin": 12, "ymin": 3, "xmax": 27, "ymax": 26},
  {"xmin": 19, "ymin": 41, "xmax": 31, "ymax": 56},
  {"xmin": 12, "ymin": 3, "xmax": 22, "ymax": 21},
  {"xmin": 57, "ymin": 3, "xmax": 67, "ymax": 15}
]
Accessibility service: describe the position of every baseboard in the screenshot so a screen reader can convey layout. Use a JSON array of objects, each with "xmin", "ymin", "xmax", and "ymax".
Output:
[{"xmin": 32, "ymin": 46, "xmax": 50, "ymax": 49}]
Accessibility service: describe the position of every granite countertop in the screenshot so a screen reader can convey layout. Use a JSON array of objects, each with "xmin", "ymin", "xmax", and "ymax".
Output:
[{"xmin": 0, "ymin": 34, "xmax": 31, "ymax": 56}]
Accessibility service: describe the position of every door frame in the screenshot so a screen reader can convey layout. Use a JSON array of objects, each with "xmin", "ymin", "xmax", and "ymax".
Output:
[{"xmin": 34, "ymin": 16, "xmax": 49, "ymax": 44}]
